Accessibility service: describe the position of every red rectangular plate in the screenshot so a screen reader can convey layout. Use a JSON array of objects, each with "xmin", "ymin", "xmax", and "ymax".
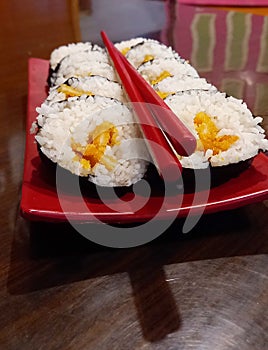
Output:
[{"xmin": 20, "ymin": 58, "xmax": 268, "ymax": 223}]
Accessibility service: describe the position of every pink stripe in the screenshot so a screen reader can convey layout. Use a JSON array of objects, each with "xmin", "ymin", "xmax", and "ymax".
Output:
[{"xmin": 179, "ymin": 0, "xmax": 268, "ymax": 6}]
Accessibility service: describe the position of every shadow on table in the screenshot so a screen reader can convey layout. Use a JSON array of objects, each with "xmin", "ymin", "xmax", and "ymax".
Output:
[{"xmin": 7, "ymin": 202, "xmax": 268, "ymax": 342}]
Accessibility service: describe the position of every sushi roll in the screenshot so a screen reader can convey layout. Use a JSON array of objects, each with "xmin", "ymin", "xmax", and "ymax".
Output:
[
  {"xmin": 119, "ymin": 40, "xmax": 184, "ymax": 68},
  {"xmin": 153, "ymin": 75, "xmax": 216, "ymax": 99},
  {"xmin": 35, "ymin": 95, "xmax": 149, "ymax": 187},
  {"xmin": 164, "ymin": 90, "xmax": 268, "ymax": 169},
  {"xmin": 50, "ymin": 42, "xmax": 103, "ymax": 70},
  {"xmin": 115, "ymin": 37, "xmax": 146, "ymax": 54},
  {"xmin": 32, "ymin": 37, "xmax": 268, "ymax": 189},
  {"xmin": 137, "ymin": 57, "xmax": 199, "ymax": 86},
  {"xmin": 50, "ymin": 48, "xmax": 116, "ymax": 86},
  {"xmin": 46, "ymin": 76, "xmax": 127, "ymax": 104},
  {"xmin": 51, "ymin": 60, "xmax": 118, "ymax": 87}
]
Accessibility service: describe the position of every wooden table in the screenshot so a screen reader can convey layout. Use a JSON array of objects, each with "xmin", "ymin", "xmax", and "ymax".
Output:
[{"xmin": 0, "ymin": 1, "xmax": 267, "ymax": 349}]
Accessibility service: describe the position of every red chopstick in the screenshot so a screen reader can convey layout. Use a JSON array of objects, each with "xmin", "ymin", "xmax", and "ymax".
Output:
[
  {"xmin": 118, "ymin": 53, "xmax": 197, "ymax": 156},
  {"xmin": 101, "ymin": 31, "xmax": 182, "ymax": 182},
  {"xmin": 101, "ymin": 32, "xmax": 196, "ymax": 157}
]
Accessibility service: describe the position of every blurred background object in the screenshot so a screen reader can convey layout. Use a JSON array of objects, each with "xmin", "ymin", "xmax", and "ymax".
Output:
[
  {"xmin": 160, "ymin": 1, "xmax": 268, "ymax": 116},
  {"xmin": 79, "ymin": 0, "xmax": 165, "ymax": 44}
]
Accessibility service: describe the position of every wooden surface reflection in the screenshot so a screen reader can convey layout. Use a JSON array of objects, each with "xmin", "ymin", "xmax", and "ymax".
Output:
[{"xmin": 0, "ymin": 1, "xmax": 268, "ymax": 349}]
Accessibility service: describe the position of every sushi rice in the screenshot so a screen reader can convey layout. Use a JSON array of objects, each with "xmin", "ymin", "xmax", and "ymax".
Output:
[
  {"xmin": 164, "ymin": 90, "xmax": 268, "ymax": 168},
  {"xmin": 35, "ymin": 95, "xmax": 149, "ymax": 187},
  {"xmin": 32, "ymin": 37, "xmax": 268, "ymax": 187},
  {"xmin": 50, "ymin": 42, "xmax": 103, "ymax": 70},
  {"xmin": 153, "ymin": 75, "xmax": 216, "ymax": 99},
  {"xmin": 46, "ymin": 76, "xmax": 127, "ymax": 104},
  {"xmin": 51, "ymin": 59, "xmax": 118, "ymax": 87}
]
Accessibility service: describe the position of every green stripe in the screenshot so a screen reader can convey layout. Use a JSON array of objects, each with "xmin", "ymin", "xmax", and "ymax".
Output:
[
  {"xmin": 254, "ymin": 83, "xmax": 268, "ymax": 116},
  {"xmin": 257, "ymin": 17, "xmax": 268, "ymax": 73},
  {"xmin": 221, "ymin": 78, "xmax": 244, "ymax": 99},
  {"xmin": 191, "ymin": 14, "xmax": 215, "ymax": 71},
  {"xmin": 225, "ymin": 12, "xmax": 251, "ymax": 70}
]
